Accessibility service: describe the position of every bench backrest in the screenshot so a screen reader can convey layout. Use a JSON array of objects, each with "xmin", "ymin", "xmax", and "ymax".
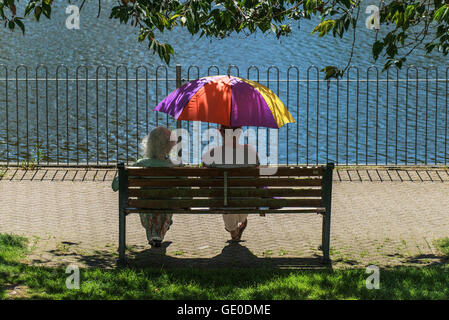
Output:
[{"xmin": 118, "ymin": 164, "xmax": 334, "ymax": 215}]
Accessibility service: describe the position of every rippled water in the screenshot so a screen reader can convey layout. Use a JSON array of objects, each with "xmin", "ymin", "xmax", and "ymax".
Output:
[{"xmin": 0, "ymin": 2, "xmax": 448, "ymax": 165}]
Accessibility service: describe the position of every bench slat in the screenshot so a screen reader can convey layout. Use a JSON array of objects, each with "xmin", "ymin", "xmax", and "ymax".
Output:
[
  {"xmin": 128, "ymin": 188, "xmax": 322, "ymax": 198},
  {"xmin": 128, "ymin": 198, "xmax": 322, "ymax": 208},
  {"xmin": 127, "ymin": 166, "xmax": 323, "ymax": 177},
  {"xmin": 125, "ymin": 208, "xmax": 325, "ymax": 214},
  {"xmin": 128, "ymin": 177, "xmax": 322, "ymax": 187}
]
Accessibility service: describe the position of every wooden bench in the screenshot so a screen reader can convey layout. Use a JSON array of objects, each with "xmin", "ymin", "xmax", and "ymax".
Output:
[{"xmin": 117, "ymin": 163, "xmax": 335, "ymax": 265}]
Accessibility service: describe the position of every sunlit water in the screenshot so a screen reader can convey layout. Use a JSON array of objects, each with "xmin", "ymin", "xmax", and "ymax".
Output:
[{"xmin": 0, "ymin": 2, "xmax": 447, "ymax": 165}]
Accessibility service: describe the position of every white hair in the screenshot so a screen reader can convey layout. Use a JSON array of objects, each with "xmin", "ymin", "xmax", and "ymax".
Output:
[{"xmin": 141, "ymin": 127, "xmax": 173, "ymax": 160}]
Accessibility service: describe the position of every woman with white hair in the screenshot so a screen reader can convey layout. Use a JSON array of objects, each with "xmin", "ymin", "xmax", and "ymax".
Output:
[{"xmin": 112, "ymin": 126, "xmax": 177, "ymax": 247}]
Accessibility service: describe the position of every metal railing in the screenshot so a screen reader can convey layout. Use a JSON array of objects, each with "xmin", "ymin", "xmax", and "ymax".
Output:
[{"xmin": 0, "ymin": 64, "xmax": 448, "ymax": 167}]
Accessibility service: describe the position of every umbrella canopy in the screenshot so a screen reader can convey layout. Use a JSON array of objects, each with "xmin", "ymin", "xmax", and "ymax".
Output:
[{"xmin": 154, "ymin": 75, "xmax": 295, "ymax": 129}]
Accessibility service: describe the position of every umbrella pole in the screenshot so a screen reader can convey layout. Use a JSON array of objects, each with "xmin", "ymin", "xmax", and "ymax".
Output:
[{"xmin": 176, "ymin": 64, "xmax": 183, "ymax": 162}]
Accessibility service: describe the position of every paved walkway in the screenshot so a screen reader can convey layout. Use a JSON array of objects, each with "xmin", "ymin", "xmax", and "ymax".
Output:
[{"xmin": 0, "ymin": 168, "xmax": 448, "ymax": 268}]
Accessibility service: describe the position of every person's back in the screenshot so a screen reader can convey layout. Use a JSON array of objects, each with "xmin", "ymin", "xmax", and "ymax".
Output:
[
  {"xmin": 201, "ymin": 125, "xmax": 259, "ymax": 242},
  {"xmin": 202, "ymin": 143, "xmax": 259, "ymax": 168},
  {"xmin": 112, "ymin": 126, "xmax": 177, "ymax": 247},
  {"xmin": 112, "ymin": 157, "xmax": 173, "ymax": 191}
]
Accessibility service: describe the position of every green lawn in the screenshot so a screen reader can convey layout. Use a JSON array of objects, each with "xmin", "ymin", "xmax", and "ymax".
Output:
[{"xmin": 1, "ymin": 233, "xmax": 448, "ymax": 300}]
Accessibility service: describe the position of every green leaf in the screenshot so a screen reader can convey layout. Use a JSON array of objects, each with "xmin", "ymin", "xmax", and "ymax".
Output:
[
  {"xmin": 42, "ymin": 2, "xmax": 51, "ymax": 19},
  {"xmin": 393, "ymin": 58, "xmax": 405, "ymax": 69},
  {"xmin": 434, "ymin": 4, "xmax": 449, "ymax": 22},
  {"xmin": 321, "ymin": 66, "xmax": 343, "ymax": 80},
  {"xmin": 305, "ymin": 0, "xmax": 318, "ymax": 12},
  {"xmin": 337, "ymin": 0, "xmax": 351, "ymax": 9},
  {"xmin": 34, "ymin": 6, "xmax": 42, "ymax": 21},
  {"xmin": 372, "ymin": 40, "xmax": 384, "ymax": 61},
  {"xmin": 424, "ymin": 42, "xmax": 437, "ymax": 54},
  {"xmin": 138, "ymin": 29, "xmax": 149, "ymax": 42},
  {"xmin": 312, "ymin": 20, "xmax": 336, "ymax": 37},
  {"xmin": 15, "ymin": 18, "xmax": 24, "ymax": 34},
  {"xmin": 24, "ymin": 2, "xmax": 36, "ymax": 16}
]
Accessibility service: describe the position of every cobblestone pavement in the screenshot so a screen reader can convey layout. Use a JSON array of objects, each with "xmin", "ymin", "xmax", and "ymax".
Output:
[{"xmin": 0, "ymin": 167, "xmax": 448, "ymax": 269}]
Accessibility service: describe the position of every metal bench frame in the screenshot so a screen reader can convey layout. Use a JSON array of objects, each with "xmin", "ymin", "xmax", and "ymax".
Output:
[{"xmin": 117, "ymin": 163, "xmax": 334, "ymax": 266}]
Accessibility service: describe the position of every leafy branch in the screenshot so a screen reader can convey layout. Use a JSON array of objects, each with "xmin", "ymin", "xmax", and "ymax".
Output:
[{"xmin": 1, "ymin": 0, "xmax": 449, "ymax": 79}]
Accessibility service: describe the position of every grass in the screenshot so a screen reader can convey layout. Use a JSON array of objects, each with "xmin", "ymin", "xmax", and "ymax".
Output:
[
  {"xmin": 1, "ymin": 233, "xmax": 449, "ymax": 300},
  {"xmin": 0, "ymin": 166, "xmax": 6, "ymax": 179},
  {"xmin": 262, "ymin": 250, "xmax": 273, "ymax": 256},
  {"xmin": 55, "ymin": 242, "xmax": 71, "ymax": 254},
  {"xmin": 360, "ymin": 250, "xmax": 369, "ymax": 258},
  {"xmin": 18, "ymin": 145, "xmax": 44, "ymax": 170},
  {"xmin": 434, "ymin": 238, "xmax": 449, "ymax": 257}
]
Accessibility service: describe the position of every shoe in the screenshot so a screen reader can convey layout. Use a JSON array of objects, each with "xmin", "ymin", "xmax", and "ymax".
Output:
[
  {"xmin": 230, "ymin": 229, "xmax": 240, "ymax": 241},
  {"xmin": 231, "ymin": 219, "xmax": 247, "ymax": 242}
]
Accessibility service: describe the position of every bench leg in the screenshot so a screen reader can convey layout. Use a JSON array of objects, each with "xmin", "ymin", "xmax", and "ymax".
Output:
[
  {"xmin": 321, "ymin": 212, "xmax": 331, "ymax": 264},
  {"xmin": 117, "ymin": 209, "xmax": 126, "ymax": 266}
]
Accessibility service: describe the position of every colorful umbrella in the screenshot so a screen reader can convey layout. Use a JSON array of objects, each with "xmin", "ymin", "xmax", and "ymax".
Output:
[{"xmin": 154, "ymin": 75, "xmax": 295, "ymax": 129}]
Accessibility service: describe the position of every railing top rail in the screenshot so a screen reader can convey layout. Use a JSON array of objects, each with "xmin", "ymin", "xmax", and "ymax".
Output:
[{"xmin": 1, "ymin": 78, "xmax": 448, "ymax": 82}]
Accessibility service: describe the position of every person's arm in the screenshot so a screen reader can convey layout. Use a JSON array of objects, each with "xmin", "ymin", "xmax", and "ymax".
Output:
[
  {"xmin": 111, "ymin": 160, "xmax": 140, "ymax": 192},
  {"xmin": 111, "ymin": 176, "xmax": 119, "ymax": 192}
]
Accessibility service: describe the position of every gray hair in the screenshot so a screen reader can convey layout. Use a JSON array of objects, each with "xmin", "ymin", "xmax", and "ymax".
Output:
[{"xmin": 141, "ymin": 127, "xmax": 173, "ymax": 160}]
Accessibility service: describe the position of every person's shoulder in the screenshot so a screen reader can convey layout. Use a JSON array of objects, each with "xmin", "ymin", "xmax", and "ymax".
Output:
[
  {"xmin": 135, "ymin": 158, "xmax": 174, "ymax": 167},
  {"xmin": 134, "ymin": 158, "xmax": 150, "ymax": 166}
]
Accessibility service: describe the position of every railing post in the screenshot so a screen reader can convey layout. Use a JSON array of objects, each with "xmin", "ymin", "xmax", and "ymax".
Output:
[
  {"xmin": 117, "ymin": 162, "xmax": 128, "ymax": 266},
  {"xmin": 321, "ymin": 162, "xmax": 334, "ymax": 264}
]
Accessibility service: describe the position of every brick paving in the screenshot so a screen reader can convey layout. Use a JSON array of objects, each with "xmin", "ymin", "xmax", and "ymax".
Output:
[{"xmin": 0, "ymin": 167, "xmax": 448, "ymax": 269}]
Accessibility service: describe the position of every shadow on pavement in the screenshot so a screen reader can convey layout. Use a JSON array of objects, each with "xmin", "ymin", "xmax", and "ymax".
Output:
[
  {"xmin": 402, "ymin": 253, "xmax": 448, "ymax": 267},
  {"xmin": 127, "ymin": 242, "xmax": 330, "ymax": 269}
]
